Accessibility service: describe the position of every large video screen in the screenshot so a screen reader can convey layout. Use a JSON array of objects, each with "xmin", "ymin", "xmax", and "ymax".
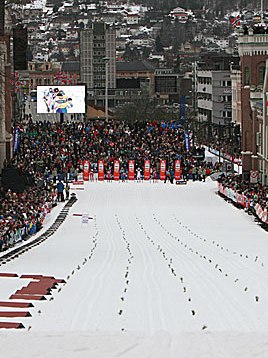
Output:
[{"xmin": 37, "ymin": 86, "xmax": 86, "ymax": 114}]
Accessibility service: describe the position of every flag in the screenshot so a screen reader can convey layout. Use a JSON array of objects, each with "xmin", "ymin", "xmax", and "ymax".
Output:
[
  {"xmin": 13, "ymin": 127, "xmax": 19, "ymax": 153},
  {"xmin": 230, "ymin": 15, "xmax": 241, "ymax": 29},
  {"xmin": 184, "ymin": 131, "xmax": 190, "ymax": 152}
]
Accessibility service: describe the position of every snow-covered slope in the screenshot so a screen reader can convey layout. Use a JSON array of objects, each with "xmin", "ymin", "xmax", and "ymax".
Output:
[{"xmin": 1, "ymin": 179, "xmax": 268, "ymax": 357}]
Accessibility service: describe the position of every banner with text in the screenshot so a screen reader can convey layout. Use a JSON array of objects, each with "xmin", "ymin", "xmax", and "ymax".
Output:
[
  {"xmin": 144, "ymin": 160, "xmax": 151, "ymax": 180},
  {"xmin": 128, "ymin": 160, "xmax": 135, "ymax": 180},
  {"xmin": 160, "ymin": 160, "xmax": 166, "ymax": 181},
  {"xmin": 98, "ymin": 160, "xmax": 104, "ymax": 181},
  {"xmin": 83, "ymin": 160, "xmax": 90, "ymax": 181},
  {"xmin": 114, "ymin": 160, "xmax": 120, "ymax": 181},
  {"xmin": 174, "ymin": 160, "xmax": 182, "ymax": 180}
]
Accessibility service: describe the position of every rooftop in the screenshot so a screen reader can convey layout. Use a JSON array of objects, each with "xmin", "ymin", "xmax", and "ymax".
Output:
[{"xmin": 116, "ymin": 60, "xmax": 155, "ymax": 72}]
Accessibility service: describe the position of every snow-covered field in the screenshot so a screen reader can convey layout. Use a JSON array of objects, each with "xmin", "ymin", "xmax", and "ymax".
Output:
[{"xmin": 1, "ymin": 179, "xmax": 268, "ymax": 357}]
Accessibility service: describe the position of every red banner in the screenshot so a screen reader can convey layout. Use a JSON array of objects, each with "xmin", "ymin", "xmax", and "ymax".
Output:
[
  {"xmin": 98, "ymin": 160, "xmax": 104, "ymax": 181},
  {"xmin": 144, "ymin": 160, "xmax": 150, "ymax": 180},
  {"xmin": 83, "ymin": 160, "xmax": 90, "ymax": 181},
  {"xmin": 160, "ymin": 160, "xmax": 166, "ymax": 180},
  {"xmin": 114, "ymin": 160, "xmax": 120, "ymax": 181},
  {"xmin": 128, "ymin": 160, "xmax": 135, "ymax": 180},
  {"xmin": 174, "ymin": 160, "xmax": 182, "ymax": 180}
]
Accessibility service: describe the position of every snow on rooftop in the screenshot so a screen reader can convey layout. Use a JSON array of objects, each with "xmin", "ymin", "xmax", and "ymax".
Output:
[
  {"xmin": 127, "ymin": 5, "xmax": 147, "ymax": 13},
  {"xmin": 24, "ymin": 0, "xmax": 47, "ymax": 9}
]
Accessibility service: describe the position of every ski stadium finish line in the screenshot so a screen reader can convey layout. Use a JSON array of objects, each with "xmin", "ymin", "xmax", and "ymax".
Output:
[{"xmin": 81, "ymin": 159, "xmax": 183, "ymax": 181}]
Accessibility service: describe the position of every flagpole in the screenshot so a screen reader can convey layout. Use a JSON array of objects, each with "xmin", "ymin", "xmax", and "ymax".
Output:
[{"xmin": 261, "ymin": 0, "xmax": 264, "ymax": 23}]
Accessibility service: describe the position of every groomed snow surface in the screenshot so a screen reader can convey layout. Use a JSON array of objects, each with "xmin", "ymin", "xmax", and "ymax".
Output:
[{"xmin": 1, "ymin": 179, "xmax": 268, "ymax": 357}]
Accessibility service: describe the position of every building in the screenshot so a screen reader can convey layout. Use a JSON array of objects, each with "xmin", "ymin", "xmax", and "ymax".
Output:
[
  {"xmin": 194, "ymin": 54, "xmax": 240, "ymax": 142},
  {"xmin": 230, "ymin": 67, "xmax": 242, "ymax": 127},
  {"xmin": 29, "ymin": 61, "xmax": 62, "ymax": 89},
  {"xmin": 196, "ymin": 70, "xmax": 232, "ymax": 126},
  {"xmin": 13, "ymin": 25, "xmax": 28, "ymax": 71},
  {"xmin": 154, "ymin": 68, "xmax": 179, "ymax": 104},
  {"xmin": 0, "ymin": 4, "xmax": 13, "ymax": 168},
  {"xmin": 237, "ymin": 25, "xmax": 268, "ymax": 180},
  {"xmin": 80, "ymin": 22, "xmax": 116, "ymax": 96},
  {"xmin": 29, "ymin": 61, "xmax": 80, "ymax": 89},
  {"xmin": 116, "ymin": 60, "xmax": 155, "ymax": 96},
  {"xmin": 169, "ymin": 7, "xmax": 192, "ymax": 23}
]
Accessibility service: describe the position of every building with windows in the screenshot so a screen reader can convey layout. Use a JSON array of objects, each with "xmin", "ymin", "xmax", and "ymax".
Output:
[
  {"xmin": 0, "ymin": 3, "xmax": 13, "ymax": 168},
  {"xmin": 196, "ymin": 70, "xmax": 232, "ymax": 125},
  {"xmin": 29, "ymin": 61, "xmax": 79, "ymax": 89},
  {"xmin": 154, "ymin": 68, "xmax": 179, "ymax": 104},
  {"xmin": 193, "ymin": 54, "xmax": 239, "ymax": 143},
  {"xmin": 116, "ymin": 60, "xmax": 155, "ymax": 97},
  {"xmin": 238, "ymin": 26, "xmax": 268, "ymax": 181},
  {"xmin": 80, "ymin": 22, "xmax": 116, "ymax": 103},
  {"xmin": 230, "ymin": 67, "xmax": 242, "ymax": 127}
]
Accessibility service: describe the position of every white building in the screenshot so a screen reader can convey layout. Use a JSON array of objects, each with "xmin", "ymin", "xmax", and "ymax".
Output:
[{"xmin": 197, "ymin": 70, "xmax": 232, "ymax": 125}]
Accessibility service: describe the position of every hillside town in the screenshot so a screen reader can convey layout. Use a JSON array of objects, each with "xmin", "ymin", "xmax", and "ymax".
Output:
[{"xmin": 0, "ymin": 0, "xmax": 266, "ymax": 176}]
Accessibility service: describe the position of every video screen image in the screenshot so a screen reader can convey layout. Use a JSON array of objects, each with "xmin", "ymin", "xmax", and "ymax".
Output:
[{"xmin": 37, "ymin": 86, "xmax": 86, "ymax": 114}]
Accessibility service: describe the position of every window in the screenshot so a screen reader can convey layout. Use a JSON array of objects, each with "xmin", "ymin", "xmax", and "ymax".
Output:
[
  {"xmin": 258, "ymin": 66, "xmax": 265, "ymax": 85},
  {"xmin": 222, "ymin": 111, "xmax": 232, "ymax": 118},
  {"xmin": 244, "ymin": 66, "xmax": 250, "ymax": 85}
]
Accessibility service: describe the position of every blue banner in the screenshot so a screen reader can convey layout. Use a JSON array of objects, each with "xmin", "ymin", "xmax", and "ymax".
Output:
[
  {"xmin": 184, "ymin": 131, "xmax": 190, "ymax": 151},
  {"xmin": 180, "ymin": 95, "xmax": 186, "ymax": 124},
  {"xmin": 13, "ymin": 127, "xmax": 19, "ymax": 153}
]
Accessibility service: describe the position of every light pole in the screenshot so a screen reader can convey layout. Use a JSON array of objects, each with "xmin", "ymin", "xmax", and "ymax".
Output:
[
  {"xmin": 103, "ymin": 57, "xmax": 110, "ymax": 122},
  {"xmin": 218, "ymin": 122, "xmax": 221, "ymax": 163}
]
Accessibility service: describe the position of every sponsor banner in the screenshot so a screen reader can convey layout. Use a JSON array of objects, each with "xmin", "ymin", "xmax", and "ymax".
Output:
[
  {"xmin": 72, "ymin": 180, "xmax": 84, "ymax": 185},
  {"xmin": 218, "ymin": 182, "xmax": 227, "ymax": 197},
  {"xmin": 144, "ymin": 160, "xmax": 150, "ymax": 180},
  {"xmin": 254, "ymin": 203, "xmax": 268, "ymax": 223},
  {"xmin": 98, "ymin": 160, "xmax": 104, "ymax": 181},
  {"xmin": 180, "ymin": 95, "xmax": 186, "ymax": 124},
  {"xmin": 227, "ymin": 188, "xmax": 236, "ymax": 202},
  {"xmin": 174, "ymin": 160, "xmax": 181, "ymax": 180},
  {"xmin": 184, "ymin": 131, "xmax": 190, "ymax": 152},
  {"xmin": 242, "ymin": 196, "xmax": 250, "ymax": 209},
  {"xmin": 236, "ymin": 193, "xmax": 244, "ymax": 207},
  {"xmin": 219, "ymin": 183, "xmax": 251, "ymax": 210},
  {"xmin": 83, "ymin": 160, "xmax": 90, "ymax": 181},
  {"xmin": 13, "ymin": 127, "xmax": 19, "ymax": 153},
  {"xmin": 128, "ymin": 160, "xmax": 135, "ymax": 180},
  {"xmin": 262, "ymin": 209, "xmax": 268, "ymax": 223},
  {"xmin": 114, "ymin": 160, "xmax": 120, "ymax": 181},
  {"xmin": 160, "ymin": 160, "xmax": 166, "ymax": 181}
]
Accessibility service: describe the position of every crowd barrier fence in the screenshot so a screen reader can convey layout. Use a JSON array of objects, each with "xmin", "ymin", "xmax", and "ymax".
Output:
[
  {"xmin": 218, "ymin": 183, "xmax": 268, "ymax": 225},
  {"xmin": 0, "ymin": 193, "xmax": 57, "ymax": 252}
]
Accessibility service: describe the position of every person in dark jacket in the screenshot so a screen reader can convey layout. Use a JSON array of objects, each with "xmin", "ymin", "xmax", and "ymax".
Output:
[{"xmin": 56, "ymin": 180, "xmax": 65, "ymax": 202}]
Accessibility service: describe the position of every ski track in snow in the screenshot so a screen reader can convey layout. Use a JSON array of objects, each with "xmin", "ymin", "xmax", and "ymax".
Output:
[{"xmin": 1, "ymin": 180, "xmax": 268, "ymax": 357}]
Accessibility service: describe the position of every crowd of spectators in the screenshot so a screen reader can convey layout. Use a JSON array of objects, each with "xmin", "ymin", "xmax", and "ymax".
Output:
[
  {"xmin": 12, "ymin": 119, "xmax": 215, "ymax": 179},
  {"xmin": 0, "ymin": 118, "xmax": 220, "ymax": 252},
  {"xmin": 218, "ymin": 173, "xmax": 268, "ymax": 216}
]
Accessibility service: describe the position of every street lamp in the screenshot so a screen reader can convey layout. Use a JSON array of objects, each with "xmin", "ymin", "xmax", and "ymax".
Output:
[{"xmin": 103, "ymin": 57, "xmax": 110, "ymax": 122}]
